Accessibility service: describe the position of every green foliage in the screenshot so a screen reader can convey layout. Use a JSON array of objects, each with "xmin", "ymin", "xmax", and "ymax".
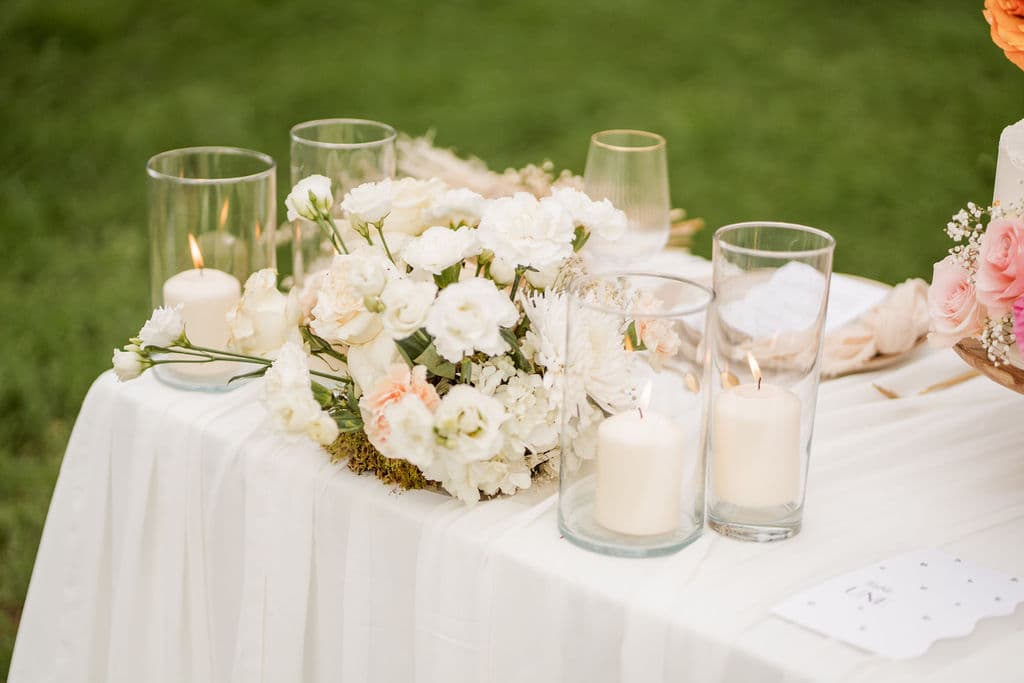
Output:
[{"xmin": 1, "ymin": 0, "xmax": 1022, "ymax": 675}]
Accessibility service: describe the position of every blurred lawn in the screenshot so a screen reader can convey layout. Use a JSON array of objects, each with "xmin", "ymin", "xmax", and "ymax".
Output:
[{"xmin": 1, "ymin": 0, "xmax": 1023, "ymax": 674}]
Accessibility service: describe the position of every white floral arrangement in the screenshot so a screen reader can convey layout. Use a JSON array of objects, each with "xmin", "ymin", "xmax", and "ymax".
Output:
[{"xmin": 113, "ymin": 174, "xmax": 655, "ymax": 504}]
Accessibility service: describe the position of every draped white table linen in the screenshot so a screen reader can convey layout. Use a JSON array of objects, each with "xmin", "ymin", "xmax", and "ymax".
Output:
[{"xmin": 10, "ymin": 346, "xmax": 1024, "ymax": 683}]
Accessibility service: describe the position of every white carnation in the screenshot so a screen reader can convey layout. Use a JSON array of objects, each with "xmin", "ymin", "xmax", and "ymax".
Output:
[
  {"xmin": 340, "ymin": 179, "xmax": 394, "ymax": 225},
  {"xmin": 477, "ymin": 192, "xmax": 575, "ymax": 271},
  {"xmin": 227, "ymin": 269, "xmax": 300, "ymax": 358},
  {"xmin": 425, "ymin": 277, "xmax": 518, "ymax": 362},
  {"xmin": 495, "ymin": 372, "xmax": 559, "ymax": 454},
  {"xmin": 112, "ymin": 346, "xmax": 147, "ymax": 381},
  {"xmin": 380, "ymin": 278, "xmax": 437, "ymax": 339},
  {"xmin": 381, "ymin": 394, "xmax": 438, "ymax": 468},
  {"xmin": 263, "ymin": 342, "xmax": 338, "ymax": 445},
  {"xmin": 310, "ymin": 254, "xmax": 383, "ymax": 346},
  {"xmin": 402, "ymin": 226, "xmax": 480, "ymax": 275},
  {"xmin": 385, "ymin": 177, "xmax": 448, "ymax": 235},
  {"xmin": 434, "ymin": 385, "xmax": 506, "ymax": 464},
  {"xmin": 286, "ymin": 175, "xmax": 333, "ymax": 222},
  {"xmin": 549, "ymin": 187, "xmax": 627, "ymax": 241},
  {"xmin": 138, "ymin": 305, "xmax": 185, "ymax": 348},
  {"xmin": 427, "ymin": 188, "xmax": 487, "ymax": 226}
]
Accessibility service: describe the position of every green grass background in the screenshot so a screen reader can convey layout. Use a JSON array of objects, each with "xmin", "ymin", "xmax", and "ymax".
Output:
[{"xmin": 1, "ymin": 0, "xmax": 1022, "ymax": 675}]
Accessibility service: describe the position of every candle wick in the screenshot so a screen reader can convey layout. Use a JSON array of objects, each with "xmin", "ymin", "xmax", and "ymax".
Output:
[
  {"xmin": 757, "ymin": 376, "xmax": 762, "ymax": 391},
  {"xmin": 638, "ymin": 406, "xmax": 644, "ymax": 420}
]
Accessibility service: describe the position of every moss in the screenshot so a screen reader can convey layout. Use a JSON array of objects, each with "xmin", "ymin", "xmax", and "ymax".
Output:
[{"xmin": 327, "ymin": 431, "xmax": 434, "ymax": 491}]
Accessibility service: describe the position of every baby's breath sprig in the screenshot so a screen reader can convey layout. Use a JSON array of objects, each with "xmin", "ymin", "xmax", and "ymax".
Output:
[{"xmin": 980, "ymin": 313, "xmax": 1018, "ymax": 366}]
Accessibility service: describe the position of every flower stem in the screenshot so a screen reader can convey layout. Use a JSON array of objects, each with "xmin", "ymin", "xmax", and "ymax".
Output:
[
  {"xmin": 374, "ymin": 223, "xmax": 396, "ymax": 265},
  {"xmin": 509, "ymin": 266, "xmax": 527, "ymax": 300},
  {"xmin": 317, "ymin": 216, "xmax": 348, "ymax": 254}
]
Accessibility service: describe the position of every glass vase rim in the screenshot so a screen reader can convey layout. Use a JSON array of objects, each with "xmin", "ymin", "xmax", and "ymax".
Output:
[
  {"xmin": 568, "ymin": 270, "xmax": 714, "ymax": 319},
  {"xmin": 290, "ymin": 118, "xmax": 398, "ymax": 150},
  {"xmin": 714, "ymin": 221, "xmax": 836, "ymax": 260},
  {"xmin": 146, "ymin": 146, "xmax": 276, "ymax": 186},
  {"xmin": 590, "ymin": 129, "xmax": 666, "ymax": 152}
]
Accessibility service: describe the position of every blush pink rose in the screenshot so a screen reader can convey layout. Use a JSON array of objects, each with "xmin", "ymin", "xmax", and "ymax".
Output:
[
  {"xmin": 1015, "ymin": 297, "xmax": 1024, "ymax": 355},
  {"xmin": 359, "ymin": 364, "xmax": 440, "ymax": 452},
  {"xmin": 975, "ymin": 219, "xmax": 1024, "ymax": 314},
  {"xmin": 928, "ymin": 256, "xmax": 984, "ymax": 347}
]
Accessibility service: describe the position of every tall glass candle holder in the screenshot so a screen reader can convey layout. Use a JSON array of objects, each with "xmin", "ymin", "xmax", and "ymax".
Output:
[
  {"xmin": 707, "ymin": 222, "xmax": 835, "ymax": 542},
  {"xmin": 583, "ymin": 129, "xmax": 671, "ymax": 263},
  {"xmin": 558, "ymin": 272, "xmax": 713, "ymax": 557},
  {"xmin": 289, "ymin": 118, "xmax": 397, "ymax": 284},
  {"xmin": 147, "ymin": 146, "xmax": 276, "ymax": 391}
]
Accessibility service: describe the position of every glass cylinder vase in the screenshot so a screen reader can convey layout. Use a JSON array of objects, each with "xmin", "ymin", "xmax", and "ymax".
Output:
[
  {"xmin": 289, "ymin": 118, "xmax": 397, "ymax": 284},
  {"xmin": 707, "ymin": 222, "xmax": 835, "ymax": 542},
  {"xmin": 147, "ymin": 146, "xmax": 277, "ymax": 391},
  {"xmin": 558, "ymin": 272, "xmax": 713, "ymax": 557}
]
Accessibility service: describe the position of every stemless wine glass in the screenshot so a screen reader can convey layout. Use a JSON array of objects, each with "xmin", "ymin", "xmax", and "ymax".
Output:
[
  {"xmin": 707, "ymin": 222, "xmax": 835, "ymax": 542},
  {"xmin": 583, "ymin": 129, "xmax": 671, "ymax": 264},
  {"xmin": 289, "ymin": 118, "xmax": 397, "ymax": 283},
  {"xmin": 147, "ymin": 146, "xmax": 277, "ymax": 391},
  {"xmin": 558, "ymin": 271, "xmax": 713, "ymax": 557}
]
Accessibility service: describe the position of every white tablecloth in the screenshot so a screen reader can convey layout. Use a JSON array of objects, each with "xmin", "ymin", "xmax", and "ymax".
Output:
[{"xmin": 9, "ymin": 346, "xmax": 1024, "ymax": 683}]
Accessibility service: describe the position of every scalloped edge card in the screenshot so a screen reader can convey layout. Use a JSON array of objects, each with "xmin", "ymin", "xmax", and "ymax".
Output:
[{"xmin": 772, "ymin": 549, "xmax": 1024, "ymax": 659}]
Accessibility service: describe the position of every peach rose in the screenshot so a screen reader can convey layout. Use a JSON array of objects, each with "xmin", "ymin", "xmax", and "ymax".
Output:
[
  {"xmin": 975, "ymin": 218, "xmax": 1024, "ymax": 314},
  {"xmin": 928, "ymin": 256, "xmax": 984, "ymax": 346},
  {"xmin": 359, "ymin": 364, "xmax": 440, "ymax": 451},
  {"xmin": 985, "ymin": 0, "xmax": 1024, "ymax": 70}
]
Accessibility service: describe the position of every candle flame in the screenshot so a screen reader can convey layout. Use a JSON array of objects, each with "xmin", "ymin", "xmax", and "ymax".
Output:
[
  {"xmin": 747, "ymin": 352, "xmax": 762, "ymax": 390},
  {"xmin": 188, "ymin": 233, "xmax": 204, "ymax": 269},
  {"xmin": 218, "ymin": 198, "xmax": 230, "ymax": 228}
]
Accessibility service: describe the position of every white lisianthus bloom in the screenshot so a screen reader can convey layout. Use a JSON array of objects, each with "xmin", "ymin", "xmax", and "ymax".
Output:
[
  {"xmin": 549, "ymin": 187, "xmax": 627, "ymax": 241},
  {"xmin": 345, "ymin": 250, "xmax": 391, "ymax": 298},
  {"xmin": 385, "ymin": 177, "xmax": 448, "ymax": 235},
  {"xmin": 381, "ymin": 394, "xmax": 438, "ymax": 468},
  {"xmin": 263, "ymin": 342, "xmax": 338, "ymax": 445},
  {"xmin": 425, "ymin": 277, "xmax": 518, "ymax": 362},
  {"xmin": 340, "ymin": 179, "xmax": 394, "ymax": 225},
  {"xmin": 111, "ymin": 346, "xmax": 148, "ymax": 381},
  {"xmin": 310, "ymin": 254, "xmax": 383, "ymax": 346},
  {"xmin": 227, "ymin": 269, "xmax": 301, "ymax": 358},
  {"xmin": 346, "ymin": 330, "xmax": 402, "ymax": 395},
  {"xmin": 427, "ymin": 188, "xmax": 488, "ymax": 226},
  {"xmin": 286, "ymin": 174, "xmax": 334, "ymax": 222},
  {"xmin": 434, "ymin": 385, "xmax": 506, "ymax": 464},
  {"xmin": 379, "ymin": 278, "xmax": 437, "ymax": 339},
  {"xmin": 138, "ymin": 305, "xmax": 185, "ymax": 348},
  {"xmin": 477, "ymin": 192, "xmax": 575, "ymax": 270},
  {"xmin": 402, "ymin": 226, "xmax": 480, "ymax": 275}
]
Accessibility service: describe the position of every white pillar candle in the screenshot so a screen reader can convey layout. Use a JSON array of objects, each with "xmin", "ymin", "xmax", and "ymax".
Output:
[
  {"xmin": 711, "ymin": 383, "xmax": 801, "ymax": 508},
  {"xmin": 163, "ymin": 267, "xmax": 241, "ymax": 377},
  {"xmin": 594, "ymin": 410, "xmax": 687, "ymax": 536},
  {"xmin": 993, "ymin": 119, "xmax": 1024, "ymax": 209}
]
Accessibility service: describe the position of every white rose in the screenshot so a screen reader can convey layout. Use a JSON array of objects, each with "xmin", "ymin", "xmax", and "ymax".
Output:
[
  {"xmin": 384, "ymin": 177, "xmax": 447, "ymax": 235},
  {"xmin": 346, "ymin": 251, "xmax": 390, "ymax": 298},
  {"xmin": 380, "ymin": 278, "xmax": 437, "ymax": 339},
  {"xmin": 427, "ymin": 188, "xmax": 488, "ymax": 226},
  {"xmin": 477, "ymin": 192, "xmax": 575, "ymax": 271},
  {"xmin": 346, "ymin": 330, "xmax": 402, "ymax": 394},
  {"xmin": 310, "ymin": 254, "xmax": 383, "ymax": 346},
  {"xmin": 227, "ymin": 269, "xmax": 300, "ymax": 358},
  {"xmin": 549, "ymin": 187, "xmax": 627, "ymax": 241},
  {"xmin": 138, "ymin": 305, "xmax": 185, "ymax": 348},
  {"xmin": 340, "ymin": 179, "xmax": 394, "ymax": 225},
  {"xmin": 402, "ymin": 226, "xmax": 480, "ymax": 275},
  {"xmin": 425, "ymin": 277, "xmax": 519, "ymax": 362},
  {"xmin": 382, "ymin": 394, "xmax": 438, "ymax": 467},
  {"xmin": 111, "ymin": 347, "xmax": 147, "ymax": 381},
  {"xmin": 286, "ymin": 175, "xmax": 333, "ymax": 222},
  {"xmin": 434, "ymin": 385, "xmax": 506, "ymax": 464}
]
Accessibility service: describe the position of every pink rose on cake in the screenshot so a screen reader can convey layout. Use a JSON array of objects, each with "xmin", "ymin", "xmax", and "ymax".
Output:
[
  {"xmin": 928, "ymin": 256, "xmax": 984, "ymax": 346},
  {"xmin": 975, "ymin": 219, "xmax": 1024, "ymax": 314}
]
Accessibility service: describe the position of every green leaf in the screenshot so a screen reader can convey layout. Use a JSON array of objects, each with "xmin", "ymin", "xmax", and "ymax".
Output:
[
  {"xmin": 414, "ymin": 344, "xmax": 457, "ymax": 380},
  {"xmin": 301, "ymin": 326, "xmax": 348, "ymax": 362},
  {"xmin": 500, "ymin": 327, "xmax": 534, "ymax": 373},
  {"xmin": 433, "ymin": 263, "xmax": 462, "ymax": 289},
  {"xmin": 395, "ymin": 329, "xmax": 432, "ymax": 367},
  {"xmin": 311, "ymin": 381, "xmax": 335, "ymax": 408},
  {"xmin": 227, "ymin": 366, "xmax": 269, "ymax": 384},
  {"xmin": 625, "ymin": 320, "xmax": 647, "ymax": 351},
  {"xmin": 330, "ymin": 408, "xmax": 364, "ymax": 433},
  {"xmin": 572, "ymin": 225, "xmax": 591, "ymax": 251},
  {"xmin": 459, "ymin": 357, "xmax": 472, "ymax": 384}
]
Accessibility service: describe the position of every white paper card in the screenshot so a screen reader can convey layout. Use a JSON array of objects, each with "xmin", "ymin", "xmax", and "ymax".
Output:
[{"xmin": 772, "ymin": 550, "xmax": 1024, "ymax": 659}]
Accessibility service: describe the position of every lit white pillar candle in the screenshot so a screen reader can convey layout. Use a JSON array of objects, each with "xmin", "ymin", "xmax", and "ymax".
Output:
[
  {"xmin": 711, "ymin": 354, "xmax": 802, "ymax": 508},
  {"xmin": 162, "ymin": 234, "xmax": 241, "ymax": 377},
  {"xmin": 594, "ymin": 399, "xmax": 687, "ymax": 536},
  {"xmin": 993, "ymin": 119, "xmax": 1024, "ymax": 209}
]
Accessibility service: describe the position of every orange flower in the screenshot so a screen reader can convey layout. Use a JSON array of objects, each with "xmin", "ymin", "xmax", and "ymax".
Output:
[
  {"xmin": 985, "ymin": 0, "xmax": 1024, "ymax": 70},
  {"xmin": 360, "ymin": 364, "xmax": 440, "ymax": 450}
]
